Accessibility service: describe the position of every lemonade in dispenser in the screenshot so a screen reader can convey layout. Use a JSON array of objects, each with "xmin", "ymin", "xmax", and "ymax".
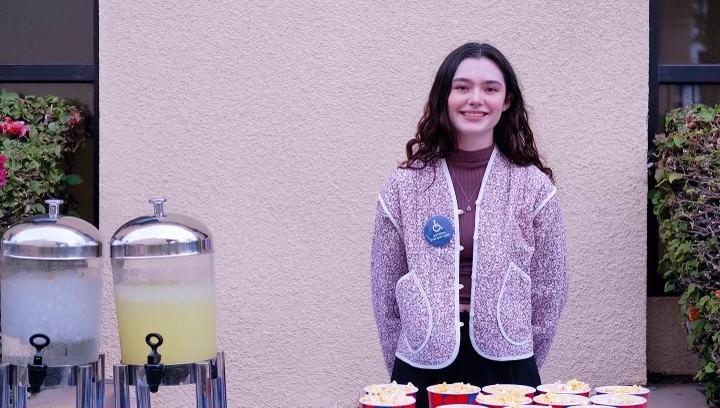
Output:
[{"xmin": 110, "ymin": 198, "xmax": 217, "ymax": 365}]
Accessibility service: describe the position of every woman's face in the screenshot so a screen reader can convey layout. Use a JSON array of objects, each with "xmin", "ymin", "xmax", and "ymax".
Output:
[{"xmin": 447, "ymin": 57, "xmax": 510, "ymax": 149}]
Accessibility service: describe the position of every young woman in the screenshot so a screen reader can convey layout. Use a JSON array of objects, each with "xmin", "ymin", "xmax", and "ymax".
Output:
[{"xmin": 370, "ymin": 43, "xmax": 568, "ymax": 408}]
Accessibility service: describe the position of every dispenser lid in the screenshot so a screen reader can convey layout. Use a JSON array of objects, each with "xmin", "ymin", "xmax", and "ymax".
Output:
[
  {"xmin": 1, "ymin": 199, "xmax": 103, "ymax": 260},
  {"xmin": 110, "ymin": 198, "xmax": 213, "ymax": 259}
]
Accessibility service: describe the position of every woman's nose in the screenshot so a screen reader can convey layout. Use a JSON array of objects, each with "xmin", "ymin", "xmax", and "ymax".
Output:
[{"xmin": 468, "ymin": 88, "xmax": 483, "ymax": 105}]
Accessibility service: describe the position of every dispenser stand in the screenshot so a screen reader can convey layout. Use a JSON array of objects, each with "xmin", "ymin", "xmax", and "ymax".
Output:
[
  {"xmin": 0, "ymin": 354, "xmax": 105, "ymax": 408},
  {"xmin": 113, "ymin": 351, "xmax": 227, "ymax": 408}
]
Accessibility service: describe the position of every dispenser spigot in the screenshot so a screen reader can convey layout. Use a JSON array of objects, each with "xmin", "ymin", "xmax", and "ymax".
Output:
[
  {"xmin": 27, "ymin": 333, "xmax": 50, "ymax": 393},
  {"xmin": 144, "ymin": 333, "xmax": 164, "ymax": 393}
]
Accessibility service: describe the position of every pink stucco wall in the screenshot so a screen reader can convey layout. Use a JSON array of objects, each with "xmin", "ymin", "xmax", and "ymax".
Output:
[{"xmin": 99, "ymin": 1, "xmax": 649, "ymax": 406}]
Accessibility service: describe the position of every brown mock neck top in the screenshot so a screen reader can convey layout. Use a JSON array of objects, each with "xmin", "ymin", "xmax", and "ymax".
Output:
[{"xmin": 445, "ymin": 144, "xmax": 494, "ymax": 304}]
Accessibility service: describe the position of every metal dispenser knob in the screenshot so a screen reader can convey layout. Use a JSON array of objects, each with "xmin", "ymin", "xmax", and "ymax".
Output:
[
  {"xmin": 149, "ymin": 198, "xmax": 166, "ymax": 218},
  {"xmin": 46, "ymin": 199, "xmax": 62, "ymax": 220}
]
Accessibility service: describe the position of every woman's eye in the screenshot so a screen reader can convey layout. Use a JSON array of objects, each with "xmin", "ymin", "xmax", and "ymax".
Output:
[{"xmin": 486, "ymin": 88, "xmax": 498, "ymax": 93}]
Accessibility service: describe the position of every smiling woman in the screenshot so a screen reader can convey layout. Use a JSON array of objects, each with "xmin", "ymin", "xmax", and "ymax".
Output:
[{"xmin": 370, "ymin": 43, "xmax": 568, "ymax": 408}]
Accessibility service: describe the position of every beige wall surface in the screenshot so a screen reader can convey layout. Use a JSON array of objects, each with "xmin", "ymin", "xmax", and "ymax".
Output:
[{"xmin": 99, "ymin": 1, "xmax": 649, "ymax": 406}]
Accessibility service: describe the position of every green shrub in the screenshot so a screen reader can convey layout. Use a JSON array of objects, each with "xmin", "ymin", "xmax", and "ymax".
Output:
[
  {"xmin": 0, "ymin": 89, "xmax": 88, "ymax": 233},
  {"xmin": 650, "ymin": 104, "xmax": 720, "ymax": 405}
]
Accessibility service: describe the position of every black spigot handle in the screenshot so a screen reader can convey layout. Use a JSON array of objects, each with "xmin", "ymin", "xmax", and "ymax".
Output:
[
  {"xmin": 146, "ymin": 333, "xmax": 163, "ymax": 365},
  {"xmin": 28, "ymin": 333, "xmax": 50, "ymax": 393},
  {"xmin": 144, "ymin": 333, "xmax": 164, "ymax": 393}
]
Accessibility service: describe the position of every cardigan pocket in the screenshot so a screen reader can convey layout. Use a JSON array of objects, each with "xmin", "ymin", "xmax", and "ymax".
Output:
[
  {"xmin": 395, "ymin": 271, "xmax": 432, "ymax": 353},
  {"xmin": 496, "ymin": 262, "xmax": 532, "ymax": 346}
]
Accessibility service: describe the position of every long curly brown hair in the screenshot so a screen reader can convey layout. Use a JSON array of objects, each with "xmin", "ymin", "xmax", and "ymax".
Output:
[{"xmin": 402, "ymin": 42, "xmax": 553, "ymax": 182}]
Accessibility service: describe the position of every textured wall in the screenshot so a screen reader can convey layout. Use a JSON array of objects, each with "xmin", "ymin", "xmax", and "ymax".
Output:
[{"xmin": 99, "ymin": 1, "xmax": 649, "ymax": 406}]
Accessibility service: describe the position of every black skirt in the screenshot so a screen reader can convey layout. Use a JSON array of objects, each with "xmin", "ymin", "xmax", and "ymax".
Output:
[{"xmin": 390, "ymin": 312, "xmax": 541, "ymax": 408}]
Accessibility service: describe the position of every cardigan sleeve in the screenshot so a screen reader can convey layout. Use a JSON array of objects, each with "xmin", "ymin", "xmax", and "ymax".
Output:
[
  {"xmin": 370, "ymin": 187, "xmax": 407, "ymax": 375},
  {"xmin": 529, "ymin": 187, "xmax": 569, "ymax": 368}
]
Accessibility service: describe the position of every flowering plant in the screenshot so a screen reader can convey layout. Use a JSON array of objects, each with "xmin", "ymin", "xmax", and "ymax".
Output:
[
  {"xmin": 650, "ymin": 104, "xmax": 720, "ymax": 405},
  {"xmin": 0, "ymin": 89, "xmax": 88, "ymax": 233}
]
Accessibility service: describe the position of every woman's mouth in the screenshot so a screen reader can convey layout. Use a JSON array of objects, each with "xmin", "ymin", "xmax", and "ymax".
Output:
[{"xmin": 461, "ymin": 111, "xmax": 488, "ymax": 119}]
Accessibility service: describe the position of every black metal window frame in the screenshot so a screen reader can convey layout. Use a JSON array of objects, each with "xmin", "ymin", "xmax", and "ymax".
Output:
[
  {"xmin": 0, "ymin": 0, "xmax": 99, "ymax": 227},
  {"xmin": 648, "ymin": 0, "xmax": 720, "ymax": 296},
  {"xmin": 0, "ymin": 65, "xmax": 95, "ymax": 82}
]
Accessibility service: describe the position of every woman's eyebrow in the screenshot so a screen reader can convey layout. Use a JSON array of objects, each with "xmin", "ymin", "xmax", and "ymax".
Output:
[{"xmin": 452, "ymin": 78, "xmax": 504, "ymax": 86}]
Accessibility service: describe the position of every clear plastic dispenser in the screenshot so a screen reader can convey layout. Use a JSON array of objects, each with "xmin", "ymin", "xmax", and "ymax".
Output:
[
  {"xmin": 110, "ymin": 198, "xmax": 226, "ymax": 408},
  {"xmin": 0, "ymin": 199, "xmax": 105, "ymax": 408}
]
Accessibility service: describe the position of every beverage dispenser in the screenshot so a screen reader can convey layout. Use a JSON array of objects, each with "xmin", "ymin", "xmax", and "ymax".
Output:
[
  {"xmin": 0, "ymin": 199, "xmax": 105, "ymax": 408},
  {"xmin": 110, "ymin": 198, "xmax": 226, "ymax": 408}
]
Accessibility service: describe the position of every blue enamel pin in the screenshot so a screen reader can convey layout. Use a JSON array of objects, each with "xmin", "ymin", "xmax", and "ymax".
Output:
[{"xmin": 423, "ymin": 215, "xmax": 454, "ymax": 247}]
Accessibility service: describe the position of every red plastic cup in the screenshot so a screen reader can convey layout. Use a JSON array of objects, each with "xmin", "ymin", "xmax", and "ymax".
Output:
[
  {"xmin": 532, "ymin": 393, "xmax": 589, "ymax": 407},
  {"xmin": 595, "ymin": 385, "xmax": 650, "ymax": 405},
  {"xmin": 536, "ymin": 382, "xmax": 590, "ymax": 398},
  {"xmin": 514, "ymin": 406, "xmax": 558, "ymax": 408},
  {"xmin": 568, "ymin": 406, "xmax": 617, "ymax": 408},
  {"xmin": 475, "ymin": 392, "xmax": 532, "ymax": 408},
  {"xmin": 358, "ymin": 394, "xmax": 416, "ymax": 408},
  {"xmin": 590, "ymin": 393, "xmax": 647, "ymax": 408},
  {"xmin": 481, "ymin": 384, "xmax": 536, "ymax": 398},
  {"xmin": 426, "ymin": 384, "xmax": 481, "ymax": 408},
  {"xmin": 365, "ymin": 383, "xmax": 420, "ymax": 400}
]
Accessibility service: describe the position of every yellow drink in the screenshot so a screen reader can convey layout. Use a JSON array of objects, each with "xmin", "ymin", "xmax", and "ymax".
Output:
[{"xmin": 115, "ymin": 283, "xmax": 217, "ymax": 364}]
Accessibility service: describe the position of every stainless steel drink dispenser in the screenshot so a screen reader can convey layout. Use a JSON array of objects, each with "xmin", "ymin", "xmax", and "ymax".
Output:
[
  {"xmin": 0, "ymin": 199, "xmax": 105, "ymax": 408},
  {"xmin": 110, "ymin": 198, "xmax": 226, "ymax": 408}
]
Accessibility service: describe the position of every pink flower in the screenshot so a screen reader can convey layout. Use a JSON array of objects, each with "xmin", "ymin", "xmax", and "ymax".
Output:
[
  {"xmin": 9, "ymin": 120, "xmax": 29, "ymax": 138},
  {"xmin": 1, "ymin": 117, "xmax": 29, "ymax": 138},
  {"xmin": 67, "ymin": 110, "xmax": 82, "ymax": 127},
  {"xmin": 0, "ymin": 154, "xmax": 6, "ymax": 167}
]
